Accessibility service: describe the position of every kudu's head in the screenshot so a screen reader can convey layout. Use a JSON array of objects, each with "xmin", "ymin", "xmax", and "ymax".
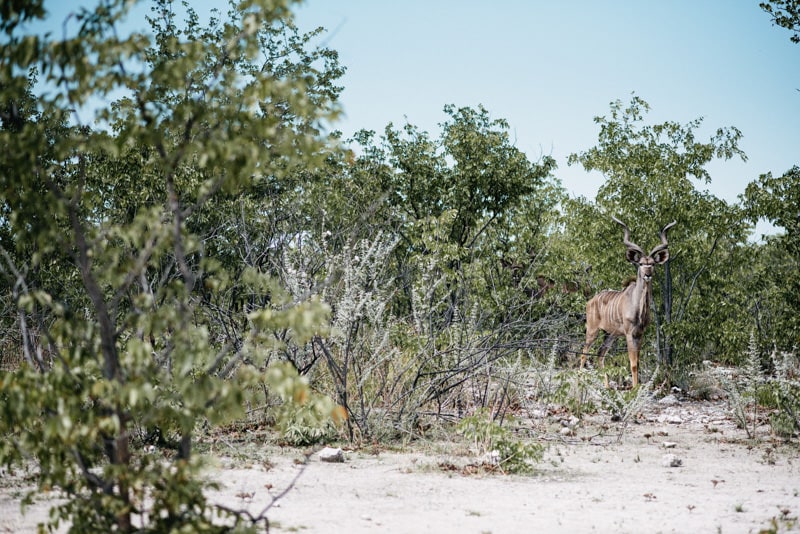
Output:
[{"xmin": 612, "ymin": 217, "xmax": 677, "ymax": 283}]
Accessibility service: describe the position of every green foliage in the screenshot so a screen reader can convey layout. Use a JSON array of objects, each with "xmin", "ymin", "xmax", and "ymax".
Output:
[
  {"xmin": 267, "ymin": 105, "xmax": 567, "ymax": 442},
  {"xmin": 381, "ymin": 104, "xmax": 557, "ymax": 248},
  {"xmin": 375, "ymin": 104, "xmax": 560, "ymax": 327},
  {"xmin": 715, "ymin": 333, "xmax": 764, "ymax": 439},
  {"xmin": 0, "ymin": 0, "xmax": 344, "ymax": 531},
  {"xmin": 3, "ymin": 0, "xmax": 795, "ymax": 528},
  {"xmin": 598, "ymin": 368, "xmax": 657, "ymax": 424},
  {"xmin": 715, "ymin": 335, "xmax": 800, "ymax": 442},
  {"xmin": 457, "ymin": 409, "xmax": 543, "ymax": 474},
  {"xmin": 567, "ymin": 95, "xmax": 751, "ymax": 371},
  {"xmin": 550, "ymin": 370, "xmax": 598, "ymax": 419},
  {"xmin": 742, "ymin": 167, "xmax": 800, "ymax": 352},
  {"xmin": 760, "ymin": 0, "xmax": 800, "ymax": 43},
  {"xmin": 769, "ymin": 349, "xmax": 800, "ymax": 439},
  {"xmin": 259, "ymin": 362, "xmax": 343, "ymax": 446},
  {"xmin": 544, "ymin": 366, "xmax": 654, "ymax": 425}
]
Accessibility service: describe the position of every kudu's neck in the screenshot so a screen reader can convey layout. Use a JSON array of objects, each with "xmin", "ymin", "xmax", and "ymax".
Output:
[{"xmin": 626, "ymin": 269, "xmax": 653, "ymax": 325}]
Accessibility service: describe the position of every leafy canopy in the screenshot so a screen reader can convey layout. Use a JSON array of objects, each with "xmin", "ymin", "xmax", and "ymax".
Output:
[{"xmin": 0, "ymin": 0, "xmax": 344, "ymax": 532}]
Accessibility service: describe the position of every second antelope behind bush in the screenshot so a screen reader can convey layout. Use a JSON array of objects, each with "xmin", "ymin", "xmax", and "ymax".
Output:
[{"xmin": 581, "ymin": 217, "xmax": 676, "ymax": 387}]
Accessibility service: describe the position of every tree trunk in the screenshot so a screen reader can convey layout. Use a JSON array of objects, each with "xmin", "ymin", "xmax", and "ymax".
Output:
[{"xmin": 661, "ymin": 260, "xmax": 674, "ymax": 367}]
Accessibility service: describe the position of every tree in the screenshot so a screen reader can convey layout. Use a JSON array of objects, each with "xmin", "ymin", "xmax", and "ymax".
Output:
[
  {"xmin": 742, "ymin": 167, "xmax": 800, "ymax": 350},
  {"xmin": 760, "ymin": 0, "xmax": 800, "ymax": 43},
  {"xmin": 568, "ymin": 95, "xmax": 750, "ymax": 375},
  {"xmin": 380, "ymin": 105, "xmax": 558, "ymax": 325},
  {"xmin": 257, "ymin": 107, "xmax": 564, "ymax": 439},
  {"xmin": 0, "ymin": 1, "xmax": 342, "ymax": 531},
  {"xmin": 383, "ymin": 105, "xmax": 556, "ymax": 249},
  {"xmin": 754, "ymin": 0, "xmax": 800, "ymax": 352}
]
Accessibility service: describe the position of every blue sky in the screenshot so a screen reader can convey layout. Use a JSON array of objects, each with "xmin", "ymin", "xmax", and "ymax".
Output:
[
  {"xmin": 291, "ymin": 1, "xmax": 799, "ymax": 205},
  {"xmin": 34, "ymin": 1, "xmax": 799, "ymax": 208}
]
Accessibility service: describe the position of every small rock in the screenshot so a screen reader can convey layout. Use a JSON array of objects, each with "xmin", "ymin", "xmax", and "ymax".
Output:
[
  {"xmin": 319, "ymin": 447, "xmax": 345, "ymax": 463},
  {"xmin": 567, "ymin": 415, "xmax": 580, "ymax": 427},
  {"xmin": 560, "ymin": 427, "xmax": 575, "ymax": 437},
  {"xmin": 658, "ymin": 394, "xmax": 679, "ymax": 406},
  {"xmin": 657, "ymin": 414, "xmax": 683, "ymax": 424},
  {"xmin": 662, "ymin": 442, "xmax": 678, "ymax": 449},
  {"xmin": 662, "ymin": 454, "xmax": 682, "ymax": 467}
]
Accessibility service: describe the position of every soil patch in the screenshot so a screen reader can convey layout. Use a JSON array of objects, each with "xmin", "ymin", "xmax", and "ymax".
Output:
[{"xmin": 3, "ymin": 398, "xmax": 799, "ymax": 533}]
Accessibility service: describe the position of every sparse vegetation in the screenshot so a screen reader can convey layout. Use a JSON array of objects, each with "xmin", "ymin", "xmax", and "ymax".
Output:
[
  {"xmin": 717, "ymin": 334, "xmax": 765, "ymax": 439},
  {"xmin": 714, "ymin": 333, "xmax": 800, "ymax": 443},
  {"xmin": 770, "ymin": 349, "xmax": 800, "ymax": 440},
  {"xmin": 1, "ymin": 0, "xmax": 799, "ymax": 531},
  {"xmin": 457, "ymin": 408, "xmax": 544, "ymax": 474}
]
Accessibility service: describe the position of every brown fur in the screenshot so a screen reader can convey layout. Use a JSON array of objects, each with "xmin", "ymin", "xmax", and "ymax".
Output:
[
  {"xmin": 620, "ymin": 276, "xmax": 637, "ymax": 289},
  {"xmin": 581, "ymin": 219, "xmax": 675, "ymax": 387}
]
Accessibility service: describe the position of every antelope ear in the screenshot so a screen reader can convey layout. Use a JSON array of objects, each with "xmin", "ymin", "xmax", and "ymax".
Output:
[
  {"xmin": 626, "ymin": 249, "xmax": 642, "ymax": 265},
  {"xmin": 652, "ymin": 249, "xmax": 670, "ymax": 265}
]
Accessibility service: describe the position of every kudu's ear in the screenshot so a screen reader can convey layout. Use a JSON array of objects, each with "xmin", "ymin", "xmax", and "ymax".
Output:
[
  {"xmin": 652, "ymin": 249, "xmax": 669, "ymax": 265},
  {"xmin": 648, "ymin": 221, "xmax": 676, "ymax": 264},
  {"xmin": 626, "ymin": 249, "xmax": 642, "ymax": 265}
]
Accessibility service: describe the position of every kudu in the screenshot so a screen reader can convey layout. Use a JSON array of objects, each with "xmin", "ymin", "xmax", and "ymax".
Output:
[{"xmin": 581, "ymin": 217, "xmax": 676, "ymax": 387}]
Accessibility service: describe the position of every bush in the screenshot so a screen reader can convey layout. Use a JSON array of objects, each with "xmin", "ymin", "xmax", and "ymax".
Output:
[
  {"xmin": 457, "ymin": 409, "xmax": 543, "ymax": 474},
  {"xmin": 769, "ymin": 350, "xmax": 800, "ymax": 440}
]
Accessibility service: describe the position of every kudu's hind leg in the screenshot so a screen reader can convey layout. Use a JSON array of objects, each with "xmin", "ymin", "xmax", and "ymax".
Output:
[
  {"xmin": 597, "ymin": 334, "xmax": 616, "ymax": 370},
  {"xmin": 581, "ymin": 329, "xmax": 599, "ymax": 370},
  {"xmin": 597, "ymin": 334, "xmax": 616, "ymax": 388}
]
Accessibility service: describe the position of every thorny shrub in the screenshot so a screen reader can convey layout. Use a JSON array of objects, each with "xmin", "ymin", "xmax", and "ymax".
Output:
[{"xmin": 715, "ymin": 333, "xmax": 800, "ymax": 441}]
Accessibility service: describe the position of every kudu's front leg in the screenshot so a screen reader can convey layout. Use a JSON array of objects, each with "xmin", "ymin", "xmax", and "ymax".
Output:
[{"xmin": 626, "ymin": 333, "xmax": 642, "ymax": 387}]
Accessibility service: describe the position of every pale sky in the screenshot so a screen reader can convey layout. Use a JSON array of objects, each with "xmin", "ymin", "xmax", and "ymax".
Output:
[
  {"xmin": 292, "ymin": 1, "xmax": 799, "ymax": 205},
  {"xmin": 33, "ymin": 1, "xmax": 800, "ymax": 207}
]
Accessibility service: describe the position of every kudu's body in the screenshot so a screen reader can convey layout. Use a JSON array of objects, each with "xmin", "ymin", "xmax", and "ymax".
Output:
[{"xmin": 581, "ymin": 218, "xmax": 676, "ymax": 387}]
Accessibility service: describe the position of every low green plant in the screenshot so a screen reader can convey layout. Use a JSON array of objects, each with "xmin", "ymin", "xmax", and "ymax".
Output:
[
  {"xmin": 758, "ymin": 512, "xmax": 799, "ymax": 534},
  {"xmin": 716, "ymin": 334, "xmax": 799, "ymax": 442},
  {"xmin": 686, "ymin": 364, "xmax": 727, "ymax": 400},
  {"xmin": 556, "ymin": 364, "xmax": 655, "ymax": 426},
  {"xmin": 532, "ymin": 367, "xmax": 597, "ymax": 419},
  {"xmin": 457, "ymin": 409, "xmax": 543, "ymax": 474},
  {"xmin": 769, "ymin": 349, "xmax": 800, "ymax": 440},
  {"xmin": 598, "ymin": 366, "xmax": 657, "ymax": 424},
  {"xmin": 525, "ymin": 346, "xmax": 597, "ymax": 419},
  {"xmin": 717, "ymin": 333, "xmax": 763, "ymax": 439},
  {"xmin": 259, "ymin": 362, "xmax": 343, "ymax": 446}
]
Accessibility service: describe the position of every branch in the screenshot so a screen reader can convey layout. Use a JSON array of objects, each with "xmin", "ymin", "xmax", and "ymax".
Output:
[
  {"xmin": 0, "ymin": 246, "xmax": 48, "ymax": 372},
  {"xmin": 465, "ymin": 212, "xmax": 498, "ymax": 250},
  {"xmin": 110, "ymin": 223, "xmax": 162, "ymax": 320},
  {"xmin": 676, "ymin": 236, "xmax": 719, "ymax": 323},
  {"xmin": 71, "ymin": 447, "xmax": 112, "ymax": 493},
  {"xmin": 214, "ymin": 448, "xmax": 317, "ymax": 531},
  {"xmin": 58, "ymin": 168, "xmax": 121, "ymax": 381}
]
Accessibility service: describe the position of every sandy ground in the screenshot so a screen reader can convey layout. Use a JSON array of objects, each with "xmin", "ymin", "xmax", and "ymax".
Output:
[{"xmin": 3, "ymin": 398, "xmax": 799, "ymax": 534}]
